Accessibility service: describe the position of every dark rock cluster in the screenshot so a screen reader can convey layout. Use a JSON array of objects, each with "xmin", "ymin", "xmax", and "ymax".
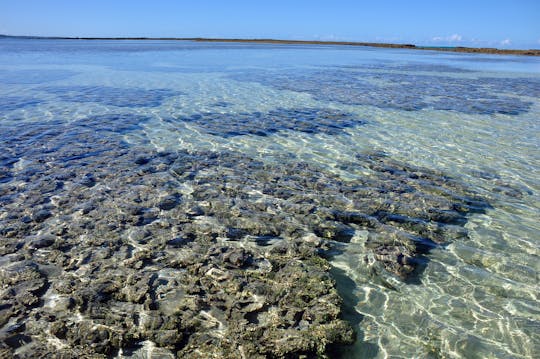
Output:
[
  {"xmin": 1, "ymin": 97, "xmax": 42, "ymax": 113},
  {"xmin": 0, "ymin": 111, "xmax": 492, "ymax": 357},
  {"xmin": 231, "ymin": 66, "xmax": 539, "ymax": 115},
  {"xmin": 173, "ymin": 107, "xmax": 364, "ymax": 137},
  {"xmin": 40, "ymin": 86, "xmax": 182, "ymax": 108}
]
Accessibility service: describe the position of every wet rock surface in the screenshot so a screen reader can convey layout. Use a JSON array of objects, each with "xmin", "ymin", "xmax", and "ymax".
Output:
[
  {"xmin": 173, "ymin": 107, "xmax": 364, "ymax": 137},
  {"xmin": 0, "ymin": 112, "xmax": 494, "ymax": 357},
  {"xmin": 232, "ymin": 66, "xmax": 540, "ymax": 115}
]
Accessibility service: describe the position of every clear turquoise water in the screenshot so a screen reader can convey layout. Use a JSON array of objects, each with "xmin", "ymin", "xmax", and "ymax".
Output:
[{"xmin": 1, "ymin": 39, "xmax": 539, "ymax": 358}]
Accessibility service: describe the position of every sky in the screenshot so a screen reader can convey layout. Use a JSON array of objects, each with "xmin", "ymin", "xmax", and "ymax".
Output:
[{"xmin": 1, "ymin": 0, "xmax": 539, "ymax": 49}]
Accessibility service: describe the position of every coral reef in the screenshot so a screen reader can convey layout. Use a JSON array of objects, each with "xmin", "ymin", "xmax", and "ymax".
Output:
[
  {"xmin": 232, "ymin": 67, "xmax": 539, "ymax": 115},
  {"xmin": 0, "ymin": 110, "xmax": 493, "ymax": 357},
  {"xmin": 173, "ymin": 107, "xmax": 364, "ymax": 137}
]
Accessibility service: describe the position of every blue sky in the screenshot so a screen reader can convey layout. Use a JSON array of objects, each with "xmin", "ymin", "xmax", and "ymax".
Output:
[{"xmin": 1, "ymin": 0, "xmax": 539, "ymax": 48}]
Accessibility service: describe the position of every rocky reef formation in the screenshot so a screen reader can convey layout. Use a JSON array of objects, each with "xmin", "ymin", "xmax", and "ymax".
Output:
[
  {"xmin": 232, "ymin": 66, "xmax": 539, "ymax": 115},
  {"xmin": 0, "ymin": 112, "xmax": 494, "ymax": 357},
  {"xmin": 173, "ymin": 107, "xmax": 364, "ymax": 137},
  {"xmin": 41, "ymin": 86, "xmax": 182, "ymax": 108},
  {"xmin": 1, "ymin": 97, "xmax": 42, "ymax": 113}
]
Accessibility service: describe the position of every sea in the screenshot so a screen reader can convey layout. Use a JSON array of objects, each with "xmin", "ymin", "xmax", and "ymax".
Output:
[{"xmin": 0, "ymin": 38, "xmax": 539, "ymax": 358}]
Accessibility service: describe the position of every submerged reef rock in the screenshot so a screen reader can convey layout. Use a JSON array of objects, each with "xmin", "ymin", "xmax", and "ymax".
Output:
[
  {"xmin": 0, "ymin": 113, "xmax": 493, "ymax": 357},
  {"xmin": 40, "ymin": 85, "xmax": 182, "ymax": 107},
  {"xmin": 231, "ymin": 66, "xmax": 539, "ymax": 115},
  {"xmin": 0, "ymin": 69, "xmax": 78, "ymax": 85},
  {"xmin": 173, "ymin": 107, "xmax": 364, "ymax": 137},
  {"xmin": 1, "ymin": 97, "xmax": 42, "ymax": 112}
]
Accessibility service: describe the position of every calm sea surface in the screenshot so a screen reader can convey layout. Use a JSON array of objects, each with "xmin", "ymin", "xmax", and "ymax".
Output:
[{"xmin": 1, "ymin": 39, "xmax": 539, "ymax": 358}]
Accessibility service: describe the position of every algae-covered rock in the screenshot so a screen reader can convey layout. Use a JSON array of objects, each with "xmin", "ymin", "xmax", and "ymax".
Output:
[{"xmin": 0, "ymin": 113, "xmax": 491, "ymax": 357}]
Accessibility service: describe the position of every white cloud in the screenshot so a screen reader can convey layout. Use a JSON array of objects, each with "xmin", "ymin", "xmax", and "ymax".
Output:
[
  {"xmin": 314, "ymin": 34, "xmax": 343, "ymax": 41},
  {"xmin": 432, "ymin": 34, "xmax": 463, "ymax": 43},
  {"xmin": 500, "ymin": 39, "xmax": 512, "ymax": 46}
]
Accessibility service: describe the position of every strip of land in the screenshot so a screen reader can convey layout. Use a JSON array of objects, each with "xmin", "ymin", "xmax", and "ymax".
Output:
[
  {"xmin": 188, "ymin": 38, "xmax": 540, "ymax": 56},
  {"xmin": 2, "ymin": 35, "xmax": 539, "ymax": 56}
]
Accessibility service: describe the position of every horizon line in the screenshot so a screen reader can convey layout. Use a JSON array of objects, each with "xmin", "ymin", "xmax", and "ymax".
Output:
[{"xmin": 1, "ymin": 34, "xmax": 539, "ymax": 56}]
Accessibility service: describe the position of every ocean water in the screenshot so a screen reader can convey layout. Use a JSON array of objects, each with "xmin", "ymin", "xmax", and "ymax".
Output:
[{"xmin": 0, "ymin": 39, "xmax": 539, "ymax": 358}]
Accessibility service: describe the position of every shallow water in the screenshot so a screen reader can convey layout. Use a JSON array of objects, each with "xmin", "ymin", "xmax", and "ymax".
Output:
[{"xmin": 0, "ymin": 39, "xmax": 539, "ymax": 358}]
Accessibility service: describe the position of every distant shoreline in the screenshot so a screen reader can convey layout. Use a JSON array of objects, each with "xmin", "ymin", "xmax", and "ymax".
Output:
[{"xmin": 2, "ymin": 35, "xmax": 539, "ymax": 56}]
